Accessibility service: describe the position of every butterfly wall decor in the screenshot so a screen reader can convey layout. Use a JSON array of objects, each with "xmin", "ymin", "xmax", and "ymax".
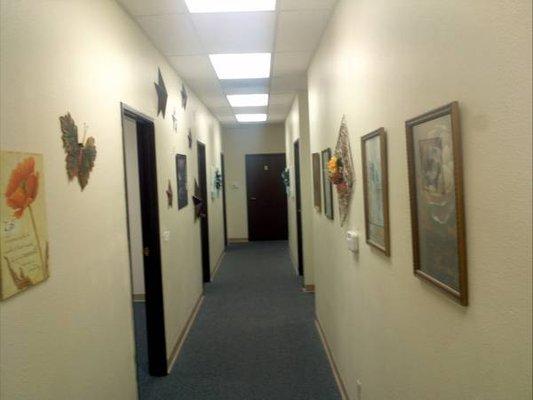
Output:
[
  {"xmin": 59, "ymin": 113, "xmax": 97, "ymax": 190},
  {"xmin": 181, "ymin": 83, "xmax": 188, "ymax": 109}
]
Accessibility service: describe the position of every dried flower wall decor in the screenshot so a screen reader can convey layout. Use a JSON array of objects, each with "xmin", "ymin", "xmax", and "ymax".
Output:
[{"xmin": 328, "ymin": 116, "xmax": 355, "ymax": 226}]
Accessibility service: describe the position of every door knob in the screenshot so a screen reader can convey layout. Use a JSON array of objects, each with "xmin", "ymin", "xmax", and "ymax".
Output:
[
  {"xmin": 143, "ymin": 247, "xmax": 150, "ymax": 257},
  {"xmin": 250, "ymin": 197, "xmax": 257, "ymax": 201}
]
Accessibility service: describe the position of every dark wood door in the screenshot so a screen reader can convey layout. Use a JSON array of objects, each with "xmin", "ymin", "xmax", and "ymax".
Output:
[
  {"xmin": 121, "ymin": 104, "xmax": 168, "ymax": 377},
  {"xmin": 221, "ymin": 153, "xmax": 228, "ymax": 247},
  {"xmin": 197, "ymin": 141, "xmax": 211, "ymax": 283},
  {"xmin": 246, "ymin": 153, "xmax": 288, "ymax": 241},
  {"xmin": 294, "ymin": 140, "xmax": 304, "ymax": 276}
]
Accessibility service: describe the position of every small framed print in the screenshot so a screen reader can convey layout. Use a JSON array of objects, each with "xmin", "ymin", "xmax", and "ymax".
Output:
[
  {"xmin": 175, "ymin": 154, "xmax": 188, "ymax": 210},
  {"xmin": 405, "ymin": 101, "xmax": 468, "ymax": 305},
  {"xmin": 361, "ymin": 128, "xmax": 390, "ymax": 256},
  {"xmin": 312, "ymin": 153, "xmax": 322, "ymax": 212},
  {"xmin": 321, "ymin": 148, "xmax": 334, "ymax": 220}
]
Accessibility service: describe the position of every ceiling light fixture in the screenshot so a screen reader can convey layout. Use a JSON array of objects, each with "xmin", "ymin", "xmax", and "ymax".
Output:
[
  {"xmin": 209, "ymin": 53, "xmax": 271, "ymax": 80},
  {"xmin": 227, "ymin": 94, "xmax": 269, "ymax": 107},
  {"xmin": 185, "ymin": 0, "xmax": 276, "ymax": 13},
  {"xmin": 236, "ymin": 114, "xmax": 267, "ymax": 123}
]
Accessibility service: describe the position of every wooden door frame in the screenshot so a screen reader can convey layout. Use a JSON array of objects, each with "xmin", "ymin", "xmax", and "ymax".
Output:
[
  {"xmin": 293, "ymin": 140, "xmax": 304, "ymax": 277},
  {"xmin": 221, "ymin": 153, "xmax": 228, "ymax": 247},
  {"xmin": 197, "ymin": 140, "xmax": 211, "ymax": 283},
  {"xmin": 120, "ymin": 103, "xmax": 168, "ymax": 377}
]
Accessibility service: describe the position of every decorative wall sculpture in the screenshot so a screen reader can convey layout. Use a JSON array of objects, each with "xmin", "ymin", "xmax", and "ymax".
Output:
[
  {"xmin": 329, "ymin": 116, "xmax": 354, "ymax": 226},
  {"xmin": 361, "ymin": 128, "xmax": 390, "ymax": 255},
  {"xmin": 181, "ymin": 83, "xmax": 188, "ymax": 110},
  {"xmin": 321, "ymin": 148, "xmax": 334, "ymax": 220},
  {"xmin": 405, "ymin": 101, "xmax": 468, "ymax": 305},
  {"xmin": 188, "ymin": 129, "xmax": 193, "ymax": 149},
  {"xmin": 59, "ymin": 113, "xmax": 97, "ymax": 190},
  {"xmin": 192, "ymin": 179, "xmax": 204, "ymax": 220},
  {"xmin": 172, "ymin": 108, "xmax": 178, "ymax": 132},
  {"xmin": 176, "ymin": 154, "xmax": 188, "ymax": 210},
  {"xmin": 166, "ymin": 180, "xmax": 173, "ymax": 208},
  {"xmin": 312, "ymin": 153, "xmax": 322, "ymax": 212},
  {"xmin": 154, "ymin": 68, "xmax": 168, "ymax": 118},
  {"xmin": 1, "ymin": 151, "xmax": 49, "ymax": 300},
  {"xmin": 281, "ymin": 167, "xmax": 290, "ymax": 195}
]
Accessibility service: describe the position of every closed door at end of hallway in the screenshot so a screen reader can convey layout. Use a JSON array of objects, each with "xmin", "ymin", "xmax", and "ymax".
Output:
[{"xmin": 245, "ymin": 153, "xmax": 288, "ymax": 241}]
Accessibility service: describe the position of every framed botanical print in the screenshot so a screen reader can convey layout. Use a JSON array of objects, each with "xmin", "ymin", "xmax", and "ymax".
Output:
[
  {"xmin": 361, "ymin": 128, "xmax": 390, "ymax": 256},
  {"xmin": 312, "ymin": 153, "xmax": 322, "ymax": 212},
  {"xmin": 405, "ymin": 101, "xmax": 468, "ymax": 305},
  {"xmin": 321, "ymin": 148, "xmax": 334, "ymax": 220},
  {"xmin": 175, "ymin": 154, "xmax": 188, "ymax": 210}
]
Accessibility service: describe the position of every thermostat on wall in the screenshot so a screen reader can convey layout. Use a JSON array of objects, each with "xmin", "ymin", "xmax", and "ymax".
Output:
[{"xmin": 346, "ymin": 230, "xmax": 359, "ymax": 253}]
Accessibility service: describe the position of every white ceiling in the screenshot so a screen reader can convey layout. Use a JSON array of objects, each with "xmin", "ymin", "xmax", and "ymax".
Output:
[{"xmin": 117, "ymin": 0, "xmax": 337, "ymax": 125}]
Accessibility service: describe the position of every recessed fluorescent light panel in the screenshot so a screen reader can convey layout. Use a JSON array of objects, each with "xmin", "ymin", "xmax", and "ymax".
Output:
[
  {"xmin": 227, "ymin": 94, "xmax": 269, "ymax": 107},
  {"xmin": 209, "ymin": 53, "xmax": 271, "ymax": 80},
  {"xmin": 185, "ymin": 0, "xmax": 276, "ymax": 13},
  {"xmin": 236, "ymin": 114, "xmax": 267, "ymax": 123}
]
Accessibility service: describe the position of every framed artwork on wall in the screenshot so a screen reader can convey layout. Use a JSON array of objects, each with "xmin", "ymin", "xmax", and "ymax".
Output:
[
  {"xmin": 361, "ymin": 128, "xmax": 390, "ymax": 256},
  {"xmin": 405, "ymin": 101, "xmax": 468, "ymax": 305},
  {"xmin": 175, "ymin": 154, "xmax": 188, "ymax": 210},
  {"xmin": 321, "ymin": 148, "xmax": 334, "ymax": 220},
  {"xmin": 1, "ymin": 151, "xmax": 49, "ymax": 300},
  {"xmin": 312, "ymin": 153, "xmax": 322, "ymax": 212}
]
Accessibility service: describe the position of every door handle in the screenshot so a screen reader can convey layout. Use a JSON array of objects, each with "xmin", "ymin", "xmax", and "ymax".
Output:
[
  {"xmin": 143, "ymin": 247, "xmax": 150, "ymax": 257},
  {"xmin": 250, "ymin": 197, "xmax": 257, "ymax": 201}
]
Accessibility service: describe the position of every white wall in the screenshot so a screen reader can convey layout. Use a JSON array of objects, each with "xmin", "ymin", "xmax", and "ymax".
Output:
[
  {"xmin": 0, "ymin": 1, "xmax": 224, "ymax": 399},
  {"xmin": 222, "ymin": 124, "xmax": 286, "ymax": 240},
  {"xmin": 308, "ymin": 1, "xmax": 532, "ymax": 399},
  {"xmin": 123, "ymin": 116, "xmax": 145, "ymax": 297},
  {"xmin": 285, "ymin": 92, "xmax": 314, "ymax": 285}
]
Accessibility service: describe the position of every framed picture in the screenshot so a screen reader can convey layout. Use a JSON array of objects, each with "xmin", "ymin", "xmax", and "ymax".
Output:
[
  {"xmin": 321, "ymin": 148, "xmax": 334, "ymax": 220},
  {"xmin": 405, "ymin": 101, "xmax": 467, "ymax": 305},
  {"xmin": 1, "ymin": 151, "xmax": 49, "ymax": 300},
  {"xmin": 175, "ymin": 154, "xmax": 188, "ymax": 210},
  {"xmin": 312, "ymin": 153, "xmax": 322, "ymax": 212},
  {"xmin": 361, "ymin": 128, "xmax": 390, "ymax": 255}
]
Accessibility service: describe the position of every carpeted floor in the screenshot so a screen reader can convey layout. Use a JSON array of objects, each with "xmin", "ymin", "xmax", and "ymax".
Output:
[{"xmin": 133, "ymin": 241, "xmax": 341, "ymax": 400}]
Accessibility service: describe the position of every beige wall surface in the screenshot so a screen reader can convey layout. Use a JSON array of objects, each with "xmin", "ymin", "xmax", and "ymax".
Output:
[
  {"xmin": 0, "ymin": 1, "xmax": 224, "ymax": 399},
  {"xmin": 308, "ymin": 1, "xmax": 532, "ymax": 399},
  {"xmin": 222, "ymin": 124, "xmax": 286, "ymax": 240},
  {"xmin": 285, "ymin": 92, "xmax": 314, "ymax": 285}
]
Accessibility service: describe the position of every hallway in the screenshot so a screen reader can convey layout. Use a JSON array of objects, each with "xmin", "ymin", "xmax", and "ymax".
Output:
[{"xmin": 136, "ymin": 242, "xmax": 341, "ymax": 400}]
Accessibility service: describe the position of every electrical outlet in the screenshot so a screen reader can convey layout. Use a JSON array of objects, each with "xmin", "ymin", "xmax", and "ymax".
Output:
[{"xmin": 355, "ymin": 379, "xmax": 362, "ymax": 400}]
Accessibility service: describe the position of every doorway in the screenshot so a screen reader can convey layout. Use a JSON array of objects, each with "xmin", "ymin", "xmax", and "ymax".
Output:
[
  {"xmin": 221, "ymin": 153, "xmax": 228, "ymax": 247},
  {"xmin": 293, "ymin": 140, "xmax": 304, "ymax": 277},
  {"xmin": 245, "ymin": 153, "xmax": 288, "ymax": 241},
  {"xmin": 197, "ymin": 141, "xmax": 211, "ymax": 283},
  {"xmin": 121, "ymin": 104, "xmax": 168, "ymax": 380}
]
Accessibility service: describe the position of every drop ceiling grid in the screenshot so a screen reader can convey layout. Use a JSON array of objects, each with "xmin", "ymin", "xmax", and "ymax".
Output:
[{"xmin": 117, "ymin": 0, "xmax": 338, "ymax": 125}]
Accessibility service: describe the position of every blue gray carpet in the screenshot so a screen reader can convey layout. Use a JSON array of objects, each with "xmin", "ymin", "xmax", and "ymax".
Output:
[{"xmin": 133, "ymin": 241, "xmax": 341, "ymax": 400}]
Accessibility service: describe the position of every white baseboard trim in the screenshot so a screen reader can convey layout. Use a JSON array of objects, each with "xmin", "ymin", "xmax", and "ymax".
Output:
[
  {"xmin": 167, "ymin": 295, "xmax": 204, "ymax": 372},
  {"xmin": 315, "ymin": 318, "xmax": 350, "ymax": 400},
  {"xmin": 132, "ymin": 294, "xmax": 145, "ymax": 302},
  {"xmin": 228, "ymin": 238, "xmax": 248, "ymax": 243},
  {"xmin": 211, "ymin": 251, "xmax": 225, "ymax": 280}
]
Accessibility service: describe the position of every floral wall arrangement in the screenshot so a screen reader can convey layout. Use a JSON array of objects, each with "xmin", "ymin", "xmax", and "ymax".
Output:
[{"xmin": 328, "ymin": 116, "xmax": 355, "ymax": 226}]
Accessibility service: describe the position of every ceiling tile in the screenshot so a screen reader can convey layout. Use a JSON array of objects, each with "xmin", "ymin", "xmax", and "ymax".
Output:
[
  {"xmin": 272, "ymin": 52, "xmax": 312, "ymax": 77},
  {"xmin": 168, "ymin": 55, "xmax": 216, "ymax": 81},
  {"xmin": 231, "ymin": 106, "xmax": 269, "ymax": 114},
  {"xmin": 191, "ymin": 12, "xmax": 276, "ymax": 53},
  {"xmin": 220, "ymin": 78, "xmax": 270, "ymax": 94},
  {"xmin": 137, "ymin": 14, "xmax": 203, "ymax": 55},
  {"xmin": 186, "ymin": 78, "xmax": 224, "ymax": 97},
  {"xmin": 275, "ymin": 10, "xmax": 331, "ymax": 52},
  {"xmin": 270, "ymin": 75, "xmax": 307, "ymax": 91},
  {"xmin": 268, "ymin": 103, "xmax": 291, "ymax": 114},
  {"xmin": 117, "ymin": 0, "xmax": 188, "ymax": 16},
  {"xmin": 279, "ymin": 0, "xmax": 337, "ymax": 11},
  {"xmin": 268, "ymin": 112, "xmax": 288, "ymax": 122},
  {"xmin": 269, "ymin": 93, "xmax": 295, "ymax": 106},
  {"xmin": 202, "ymin": 95, "xmax": 231, "ymax": 109}
]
